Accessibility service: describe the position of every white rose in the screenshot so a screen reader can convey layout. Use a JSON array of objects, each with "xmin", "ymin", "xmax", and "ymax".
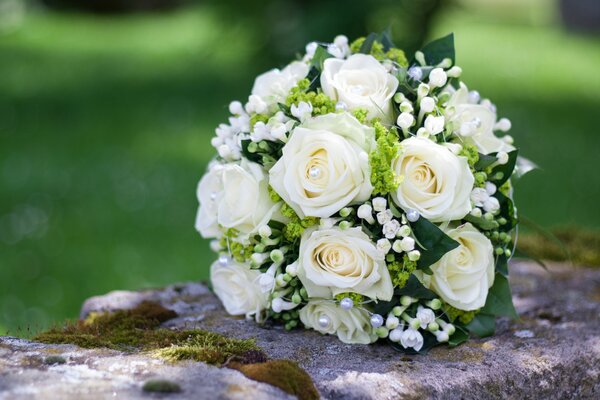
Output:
[
  {"xmin": 391, "ymin": 137, "xmax": 474, "ymax": 222},
  {"xmin": 299, "ymin": 301, "xmax": 377, "ymax": 344},
  {"xmin": 297, "ymin": 227, "xmax": 393, "ymax": 301},
  {"xmin": 445, "ymin": 83, "xmax": 515, "ymax": 154},
  {"xmin": 321, "ymin": 54, "xmax": 399, "ymax": 122},
  {"xmin": 425, "ymin": 223, "xmax": 495, "ymax": 311},
  {"xmin": 210, "ymin": 259, "xmax": 268, "ymax": 321},
  {"xmin": 250, "ymin": 61, "xmax": 309, "ymax": 113},
  {"xmin": 195, "ymin": 159, "xmax": 279, "ymax": 240},
  {"xmin": 269, "ymin": 113, "xmax": 375, "ymax": 218}
]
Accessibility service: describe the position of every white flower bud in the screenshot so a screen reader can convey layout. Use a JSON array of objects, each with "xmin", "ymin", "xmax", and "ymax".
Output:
[
  {"xmin": 408, "ymin": 250, "xmax": 421, "ymax": 261},
  {"xmin": 229, "ymin": 100, "xmax": 245, "ymax": 115},
  {"xmin": 470, "ymin": 188, "xmax": 489, "ymax": 207},
  {"xmin": 305, "ymin": 42, "xmax": 318, "ymax": 58},
  {"xmin": 428, "ymin": 68, "xmax": 447, "ymax": 87},
  {"xmin": 372, "ymin": 197, "xmax": 387, "ymax": 212},
  {"xmin": 357, "ymin": 204, "xmax": 375, "ymax": 225},
  {"xmin": 398, "ymin": 225, "xmax": 411, "ymax": 237},
  {"xmin": 258, "ymin": 225, "xmax": 272, "ymax": 238},
  {"xmin": 446, "ymin": 66, "xmax": 462, "ymax": 78},
  {"xmin": 417, "ymin": 83, "xmax": 430, "ymax": 98},
  {"xmin": 217, "ymin": 144, "xmax": 232, "ymax": 159},
  {"xmin": 285, "ymin": 263, "xmax": 297, "ymax": 277},
  {"xmin": 420, "ymin": 97, "xmax": 436, "ymax": 113},
  {"xmin": 396, "ymin": 113, "xmax": 414, "ymax": 131},
  {"xmin": 496, "ymin": 151, "xmax": 509, "ymax": 165},
  {"xmin": 389, "ymin": 328, "xmax": 404, "ymax": 342},
  {"xmin": 424, "ymin": 115, "xmax": 445, "ymax": 135},
  {"xmin": 399, "ymin": 101, "xmax": 414, "ymax": 113},
  {"xmin": 386, "ymin": 315, "xmax": 400, "ymax": 330},
  {"xmin": 495, "ymin": 118, "xmax": 511, "ymax": 132},
  {"xmin": 503, "ymin": 135, "xmax": 514, "ymax": 145},
  {"xmin": 400, "ymin": 237, "xmax": 415, "ymax": 252},
  {"xmin": 483, "ymin": 197, "xmax": 500, "ymax": 213},
  {"xmin": 290, "ymin": 101, "xmax": 313, "ymax": 121},
  {"xmin": 485, "ymin": 182, "xmax": 497, "ymax": 195},
  {"xmin": 415, "ymin": 51, "xmax": 426, "ymax": 66},
  {"xmin": 416, "ymin": 127, "xmax": 429, "ymax": 138},
  {"xmin": 377, "ymin": 238, "xmax": 392, "ymax": 255},
  {"xmin": 271, "ymin": 297, "xmax": 298, "ymax": 313},
  {"xmin": 470, "ymin": 208, "xmax": 483, "ymax": 218}
]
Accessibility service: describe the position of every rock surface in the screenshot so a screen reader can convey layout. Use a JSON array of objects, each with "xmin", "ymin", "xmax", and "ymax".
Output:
[{"xmin": 1, "ymin": 261, "xmax": 599, "ymax": 399}]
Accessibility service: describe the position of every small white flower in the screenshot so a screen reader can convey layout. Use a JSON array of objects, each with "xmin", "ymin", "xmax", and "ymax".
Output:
[
  {"xmin": 246, "ymin": 94, "xmax": 268, "ymax": 115},
  {"xmin": 483, "ymin": 196, "xmax": 500, "ymax": 213},
  {"xmin": 396, "ymin": 112, "xmax": 414, "ymax": 131},
  {"xmin": 305, "ymin": 42, "xmax": 318, "ymax": 59},
  {"xmin": 428, "ymin": 68, "xmax": 447, "ymax": 87},
  {"xmin": 470, "ymin": 208, "xmax": 483, "ymax": 218},
  {"xmin": 377, "ymin": 209, "xmax": 393, "ymax": 225},
  {"xmin": 400, "ymin": 237, "xmax": 415, "ymax": 252},
  {"xmin": 408, "ymin": 66, "xmax": 423, "ymax": 81},
  {"xmin": 408, "ymin": 250, "xmax": 421, "ymax": 261},
  {"xmin": 392, "ymin": 240, "xmax": 402, "ymax": 253},
  {"xmin": 485, "ymin": 182, "xmax": 497, "ymax": 195},
  {"xmin": 357, "ymin": 204, "xmax": 375, "ymax": 224},
  {"xmin": 290, "ymin": 101, "xmax": 313, "ymax": 122},
  {"xmin": 383, "ymin": 220, "xmax": 400, "ymax": 239},
  {"xmin": 372, "ymin": 197, "xmax": 387, "ymax": 212},
  {"xmin": 389, "ymin": 327, "xmax": 404, "ymax": 342},
  {"xmin": 399, "ymin": 101, "xmax": 413, "ymax": 113},
  {"xmin": 400, "ymin": 328, "xmax": 424, "ymax": 351},
  {"xmin": 327, "ymin": 35, "xmax": 350, "ymax": 59},
  {"xmin": 424, "ymin": 115, "xmax": 445, "ymax": 135},
  {"xmin": 229, "ymin": 101, "xmax": 245, "ymax": 115},
  {"xmin": 417, "ymin": 83, "xmax": 430, "ymax": 98},
  {"xmin": 319, "ymin": 218, "xmax": 338, "ymax": 229},
  {"xmin": 470, "ymin": 187, "xmax": 489, "ymax": 207},
  {"xmin": 416, "ymin": 306, "xmax": 436, "ymax": 327},
  {"xmin": 420, "ymin": 97, "xmax": 436, "ymax": 113},
  {"xmin": 377, "ymin": 238, "xmax": 392, "ymax": 255}
]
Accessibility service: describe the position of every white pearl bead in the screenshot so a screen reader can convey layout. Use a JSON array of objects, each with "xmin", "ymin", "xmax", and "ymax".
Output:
[
  {"xmin": 218, "ymin": 255, "xmax": 229, "ymax": 266},
  {"xmin": 370, "ymin": 314, "xmax": 384, "ymax": 328},
  {"xmin": 335, "ymin": 102, "xmax": 347, "ymax": 112},
  {"xmin": 210, "ymin": 192, "xmax": 218, "ymax": 200},
  {"xmin": 318, "ymin": 315, "xmax": 330, "ymax": 328},
  {"xmin": 406, "ymin": 209, "xmax": 420, "ymax": 222},
  {"xmin": 309, "ymin": 166, "xmax": 321, "ymax": 179},
  {"xmin": 340, "ymin": 297, "xmax": 354, "ymax": 310},
  {"xmin": 408, "ymin": 66, "xmax": 423, "ymax": 81},
  {"xmin": 468, "ymin": 90, "xmax": 481, "ymax": 103}
]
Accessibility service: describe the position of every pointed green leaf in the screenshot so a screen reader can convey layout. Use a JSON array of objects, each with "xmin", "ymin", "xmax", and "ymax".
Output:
[
  {"xmin": 490, "ymin": 150, "xmax": 518, "ymax": 186},
  {"xmin": 448, "ymin": 325, "xmax": 469, "ymax": 347},
  {"xmin": 466, "ymin": 313, "xmax": 496, "ymax": 337},
  {"xmin": 480, "ymin": 273, "xmax": 518, "ymax": 319},
  {"xmin": 394, "ymin": 274, "xmax": 437, "ymax": 299},
  {"xmin": 419, "ymin": 33, "xmax": 455, "ymax": 65},
  {"xmin": 411, "ymin": 217, "xmax": 459, "ymax": 269}
]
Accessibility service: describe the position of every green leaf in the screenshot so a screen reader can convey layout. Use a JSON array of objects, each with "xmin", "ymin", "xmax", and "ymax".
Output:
[
  {"xmin": 310, "ymin": 46, "xmax": 332, "ymax": 71},
  {"xmin": 387, "ymin": 196, "xmax": 403, "ymax": 218},
  {"xmin": 411, "ymin": 217, "xmax": 459, "ymax": 269},
  {"xmin": 379, "ymin": 27, "xmax": 396, "ymax": 51},
  {"xmin": 480, "ymin": 273, "xmax": 518, "ymax": 319},
  {"xmin": 466, "ymin": 313, "xmax": 496, "ymax": 337},
  {"xmin": 495, "ymin": 254, "xmax": 508, "ymax": 277},
  {"xmin": 394, "ymin": 274, "xmax": 437, "ymax": 299},
  {"xmin": 448, "ymin": 325, "xmax": 469, "ymax": 347},
  {"xmin": 418, "ymin": 33, "xmax": 455, "ymax": 65},
  {"xmin": 240, "ymin": 140, "xmax": 263, "ymax": 164},
  {"xmin": 463, "ymin": 214, "xmax": 500, "ymax": 231},
  {"xmin": 474, "ymin": 153, "xmax": 497, "ymax": 170},
  {"xmin": 359, "ymin": 32, "xmax": 378, "ymax": 54},
  {"xmin": 490, "ymin": 150, "xmax": 518, "ymax": 186},
  {"xmin": 495, "ymin": 191, "xmax": 517, "ymax": 232}
]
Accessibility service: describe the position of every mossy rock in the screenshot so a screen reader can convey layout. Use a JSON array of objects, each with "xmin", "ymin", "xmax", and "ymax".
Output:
[
  {"xmin": 142, "ymin": 379, "xmax": 182, "ymax": 394},
  {"xmin": 229, "ymin": 360, "xmax": 319, "ymax": 400}
]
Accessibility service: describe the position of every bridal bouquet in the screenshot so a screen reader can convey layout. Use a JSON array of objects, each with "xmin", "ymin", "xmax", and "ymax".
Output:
[{"xmin": 195, "ymin": 32, "xmax": 532, "ymax": 353}]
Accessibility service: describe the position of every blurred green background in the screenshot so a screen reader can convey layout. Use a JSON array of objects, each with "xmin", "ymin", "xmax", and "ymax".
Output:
[{"xmin": 0, "ymin": 0, "xmax": 599, "ymax": 336}]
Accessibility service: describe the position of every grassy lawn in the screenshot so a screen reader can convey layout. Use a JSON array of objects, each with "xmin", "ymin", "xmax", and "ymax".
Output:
[{"xmin": 1, "ymin": 4, "xmax": 598, "ymax": 335}]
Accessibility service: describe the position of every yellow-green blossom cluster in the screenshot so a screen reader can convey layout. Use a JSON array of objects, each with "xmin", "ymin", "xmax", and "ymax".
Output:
[
  {"xmin": 349, "ymin": 37, "xmax": 408, "ymax": 66},
  {"xmin": 369, "ymin": 121, "xmax": 402, "ymax": 195},
  {"xmin": 286, "ymin": 79, "xmax": 336, "ymax": 116},
  {"xmin": 444, "ymin": 304, "xmax": 478, "ymax": 325},
  {"xmin": 281, "ymin": 203, "xmax": 318, "ymax": 243},
  {"xmin": 219, "ymin": 230, "xmax": 254, "ymax": 263},
  {"xmin": 459, "ymin": 143, "xmax": 480, "ymax": 170},
  {"xmin": 250, "ymin": 113, "xmax": 269, "ymax": 129},
  {"xmin": 334, "ymin": 292, "xmax": 364, "ymax": 304},
  {"xmin": 387, "ymin": 254, "xmax": 417, "ymax": 288}
]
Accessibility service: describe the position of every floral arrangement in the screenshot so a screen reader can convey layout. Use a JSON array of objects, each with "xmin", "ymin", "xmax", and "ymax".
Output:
[{"xmin": 195, "ymin": 32, "xmax": 533, "ymax": 353}]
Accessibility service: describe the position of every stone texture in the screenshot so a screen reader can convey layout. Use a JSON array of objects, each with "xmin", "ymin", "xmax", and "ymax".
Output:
[{"xmin": 1, "ymin": 261, "xmax": 599, "ymax": 399}]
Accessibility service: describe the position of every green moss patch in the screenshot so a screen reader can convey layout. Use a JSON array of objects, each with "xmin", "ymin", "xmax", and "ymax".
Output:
[
  {"xmin": 229, "ymin": 360, "xmax": 319, "ymax": 400},
  {"xmin": 33, "ymin": 301, "xmax": 261, "ymax": 364},
  {"xmin": 142, "ymin": 379, "xmax": 182, "ymax": 393}
]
